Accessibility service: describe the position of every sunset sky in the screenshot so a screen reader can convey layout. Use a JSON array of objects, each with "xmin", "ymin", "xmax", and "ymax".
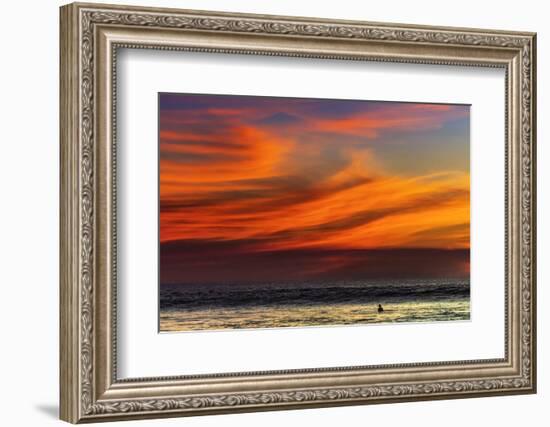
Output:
[{"xmin": 159, "ymin": 93, "xmax": 470, "ymax": 284}]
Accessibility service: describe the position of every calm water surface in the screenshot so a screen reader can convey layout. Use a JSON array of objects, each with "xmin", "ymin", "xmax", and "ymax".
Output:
[{"xmin": 159, "ymin": 279, "xmax": 470, "ymax": 332}]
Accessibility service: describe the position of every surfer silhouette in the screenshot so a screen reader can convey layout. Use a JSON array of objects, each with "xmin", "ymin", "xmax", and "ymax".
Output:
[{"xmin": 377, "ymin": 304, "xmax": 384, "ymax": 313}]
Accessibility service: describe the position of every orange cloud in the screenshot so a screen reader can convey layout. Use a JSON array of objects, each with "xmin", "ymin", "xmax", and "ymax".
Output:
[
  {"xmin": 161, "ymin": 134, "xmax": 469, "ymax": 252},
  {"xmin": 159, "ymin": 97, "xmax": 470, "ymax": 257}
]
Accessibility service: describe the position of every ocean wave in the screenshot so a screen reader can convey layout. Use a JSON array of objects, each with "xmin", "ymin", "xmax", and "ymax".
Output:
[{"xmin": 160, "ymin": 279, "xmax": 470, "ymax": 311}]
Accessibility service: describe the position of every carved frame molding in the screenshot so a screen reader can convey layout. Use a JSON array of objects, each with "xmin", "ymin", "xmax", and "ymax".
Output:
[{"xmin": 60, "ymin": 2, "xmax": 536, "ymax": 423}]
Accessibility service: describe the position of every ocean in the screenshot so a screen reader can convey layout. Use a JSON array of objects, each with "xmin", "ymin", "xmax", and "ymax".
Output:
[{"xmin": 159, "ymin": 278, "xmax": 470, "ymax": 332}]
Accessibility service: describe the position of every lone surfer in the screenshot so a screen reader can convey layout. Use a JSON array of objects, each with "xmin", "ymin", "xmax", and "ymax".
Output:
[{"xmin": 377, "ymin": 304, "xmax": 384, "ymax": 313}]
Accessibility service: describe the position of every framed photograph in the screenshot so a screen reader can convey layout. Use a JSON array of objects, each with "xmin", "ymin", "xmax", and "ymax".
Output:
[{"xmin": 60, "ymin": 2, "xmax": 537, "ymax": 423}]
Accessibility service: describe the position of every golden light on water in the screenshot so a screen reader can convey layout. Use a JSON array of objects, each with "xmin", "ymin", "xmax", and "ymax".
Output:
[{"xmin": 160, "ymin": 299, "xmax": 470, "ymax": 332}]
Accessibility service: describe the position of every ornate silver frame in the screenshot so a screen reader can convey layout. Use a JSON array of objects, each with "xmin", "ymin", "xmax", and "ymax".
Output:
[{"xmin": 60, "ymin": 2, "xmax": 537, "ymax": 423}]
